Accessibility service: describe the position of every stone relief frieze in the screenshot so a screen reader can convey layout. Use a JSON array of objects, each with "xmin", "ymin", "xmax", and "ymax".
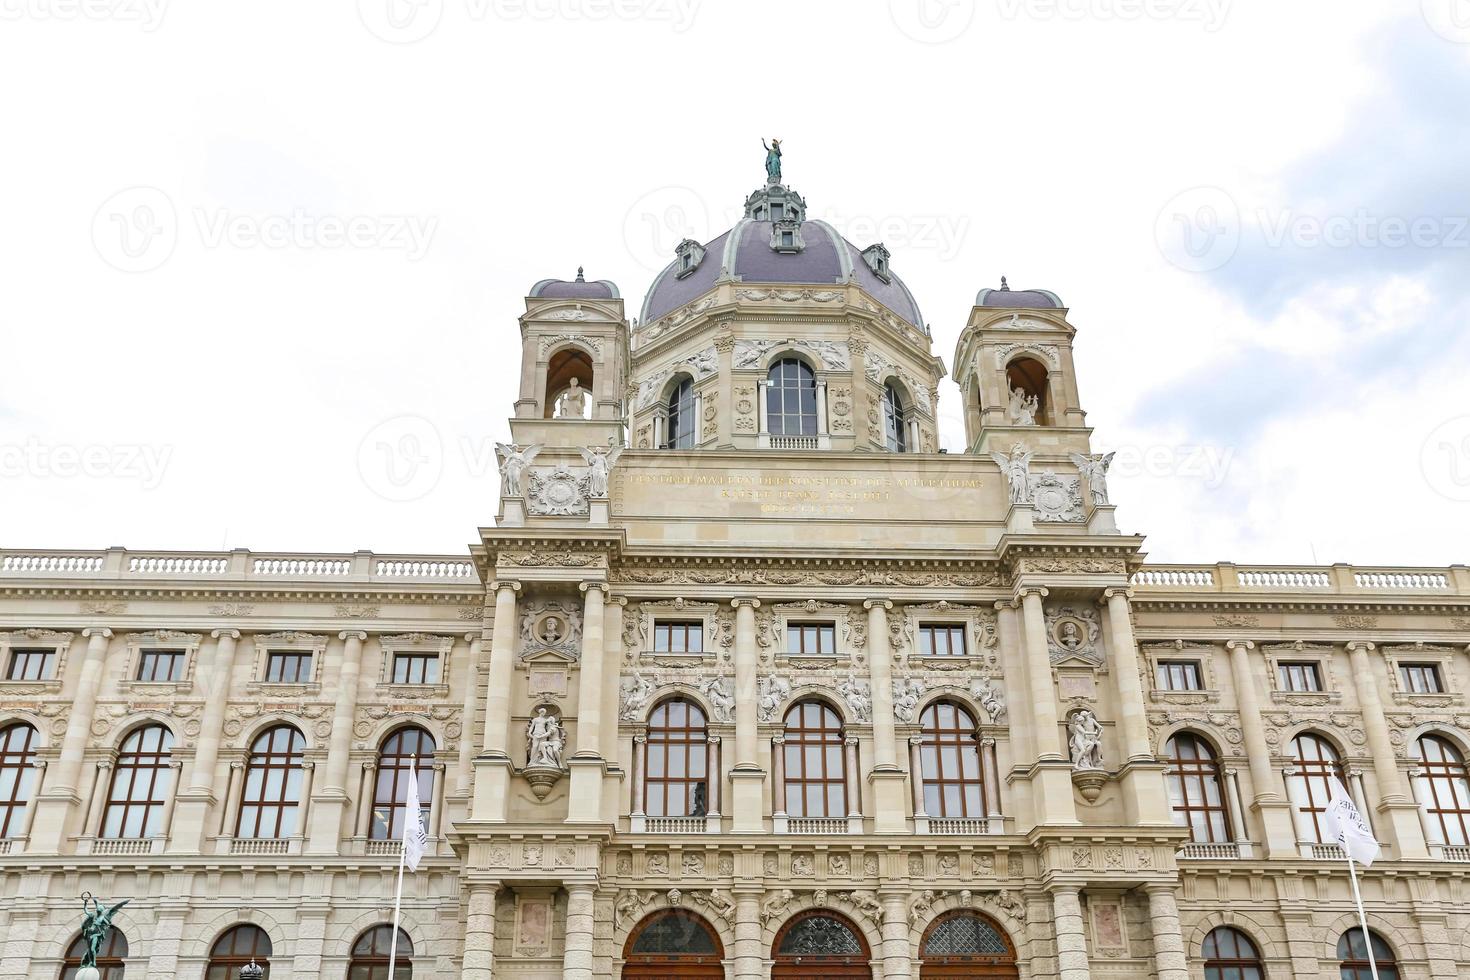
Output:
[
  {"xmin": 1046, "ymin": 605, "xmax": 1103, "ymax": 665},
  {"xmin": 757, "ymin": 676, "xmax": 791, "ymax": 722},
  {"xmin": 526, "ymin": 464, "xmax": 592, "ymax": 516},
  {"xmin": 732, "ymin": 337, "xmax": 850, "ymax": 371},
  {"xmin": 836, "ymin": 673, "xmax": 873, "ymax": 722},
  {"xmin": 1031, "ymin": 470, "xmax": 1085, "ymax": 523},
  {"xmin": 892, "ymin": 678, "xmax": 927, "ymax": 722},
  {"xmin": 613, "ymin": 565, "xmax": 1002, "ymax": 587},
  {"xmin": 536, "ymin": 333, "xmax": 603, "ymax": 357},
  {"xmin": 520, "ymin": 599, "xmax": 582, "ymax": 661}
]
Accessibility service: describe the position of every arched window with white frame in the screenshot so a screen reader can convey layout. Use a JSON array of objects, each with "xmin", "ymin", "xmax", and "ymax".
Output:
[
  {"xmin": 1413, "ymin": 733, "xmax": 1470, "ymax": 847},
  {"xmin": 1286, "ymin": 732, "xmax": 1346, "ymax": 845}
]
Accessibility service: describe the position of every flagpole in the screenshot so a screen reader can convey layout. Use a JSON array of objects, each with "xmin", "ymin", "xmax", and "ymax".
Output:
[
  {"xmin": 385, "ymin": 754, "xmax": 415, "ymax": 980},
  {"xmin": 1343, "ymin": 849, "xmax": 1381, "ymax": 980}
]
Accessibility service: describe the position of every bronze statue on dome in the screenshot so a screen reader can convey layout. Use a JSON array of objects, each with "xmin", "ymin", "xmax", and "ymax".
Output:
[{"xmin": 762, "ymin": 137, "xmax": 783, "ymax": 183}]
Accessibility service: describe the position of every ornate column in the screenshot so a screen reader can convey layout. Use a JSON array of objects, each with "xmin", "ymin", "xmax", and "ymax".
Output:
[
  {"xmin": 982, "ymin": 737, "xmax": 1003, "ymax": 832},
  {"xmin": 730, "ymin": 598, "xmax": 765, "ymax": 833},
  {"xmin": 770, "ymin": 734, "xmax": 787, "ymax": 832},
  {"xmin": 1102, "ymin": 588, "xmax": 1173, "ymax": 824},
  {"xmin": 309, "ymin": 630, "xmax": 367, "ymax": 853},
  {"xmin": 1348, "ymin": 640, "xmax": 1428, "ymax": 858},
  {"xmin": 1226, "ymin": 639, "xmax": 1296, "ymax": 856},
  {"xmin": 601, "ymin": 597, "xmax": 626, "ymax": 764},
  {"xmin": 429, "ymin": 762, "xmax": 447, "ymax": 838},
  {"xmin": 158, "ymin": 759, "xmax": 184, "ymax": 841},
  {"xmin": 462, "ymin": 883, "xmax": 499, "ymax": 980},
  {"xmin": 218, "ymin": 761, "xmax": 244, "ymax": 837},
  {"xmin": 357, "ymin": 762, "xmax": 378, "ymax": 839},
  {"xmin": 474, "ymin": 580, "xmax": 520, "ymax": 821},
  {"xmin": 1050, "ymin": 886, "xmax": 1090, "ymax": 980},
  {"xmin": 82, "ymin": 760, "xmax": 112, "ymax": 838},
  {"xmin": 732, "ymin": 891, "xmax": 763, "ymax": 980},
  {"xmin": 1224, "ymin": 768, "xmax": 1252, "ymax": 851},
  {"xmin": 630, "ymin": 734, "xmax": 647, "ymax": 829},
  {"xmin": 19, "ymin": 760, "xmax": 47, "ymax": 839},
  {"xmin": 909, "ymin": 736, "xmax": 928, "ymax": 826},
  {"xmin": 569, "ymin": 582, "xmax": 609, "ymax": 822},
  {"xmin": 880, "ymin": 892, "xmax": 913, "ymax": 980},
  {"xmin": 294, "ymin": 761, "xmax": 316, "ymax": 840},
  {"xmin": 705, "ymin": 735, "xmax": 722, "ymax": 826},
  {"xmin": 844, "ymin": 735, "xmax": 863, "ymax": 832},
  {"xmin": 1018, "ymin": 588, "xmax": 1077, "ymax": 825},
  {"xmin": 170, "ymin": 628, "xmax": 241, "ymax": 853},
  {"xmin": 1146, "ymin": 886, "xmax": 1190, "ymax": 980},
  {"xmin": 995, "ymin": 600, "xmax": 1029, "ymax": 760},
  {"xmin": 31, "ymin": 626, "xmax": 111, "ymax": 852},
  {"xmin": 456, "ymin": 633, "xmax": 484, "ymax": 795},
  {"xmin": 562, "ymin": 883, "xmax": 596, "ymax": 980},
  {"xmin": 865, "ymin": 598, "xmax": 907, "ymax": 833}
]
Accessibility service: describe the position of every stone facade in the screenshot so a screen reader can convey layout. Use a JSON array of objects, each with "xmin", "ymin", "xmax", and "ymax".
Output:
[{"xmin": 2, "ymin": 174, "xmax": 1469, "ymax": 979}]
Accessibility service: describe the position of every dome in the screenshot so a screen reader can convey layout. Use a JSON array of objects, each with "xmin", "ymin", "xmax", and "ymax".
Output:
[
  {"xmin": 530, "ymin": 267, "xmax": 619, "ymax": 300},
  {"xmin": 640, "ymin": 185, "xmax": 925, "ymax": 333},
  {"xmin": 975, "ymin": 278, "xmax": 1063, "ymax": 309}
]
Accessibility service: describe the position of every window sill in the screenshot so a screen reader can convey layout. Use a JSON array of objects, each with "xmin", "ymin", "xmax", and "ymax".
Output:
[
  {"xmin": 0, "ymin": 679, "xmax": 62, "ymax": 695},
  {"xmin": 915, "ymin": 655, "xmax": 978, "ymax": 671},
  {"xmin": 1391, "ymin": 692, "xmax": 1461, "ymax": 708},
  {"xmin": 119, "ymin": 680, "xmax": 193, "ymax": 696},
  {"xmin": 640, "ymin": 651, "xmax": 714, "ymax": 669},
  {"xmin": 245, "ymin": 682, "xmax": 322, "ymax": 698},
  {"xmin": 1149, "ymin": 690, "xmax": 1219, "ymax": 705},
  {"xmin": 1269, "ymin": 689, "xmax": 1341, "ymax": 706},
  {"xmin": 777, "ymin": 653, "xmax": 848, "ymax": 670},
  {"xmin": 380, "ymin": 682, "xmax": 450, "ymax": 700}
]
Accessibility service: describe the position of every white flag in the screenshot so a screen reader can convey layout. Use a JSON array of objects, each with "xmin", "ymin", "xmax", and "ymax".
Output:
[
  {"xmin": 1322, "ymin": 775, "xmax": 1380, "ymax": 867},
  {"xmin": 401, "ymin": 758, "xmax": 429, "ymax": 872}
]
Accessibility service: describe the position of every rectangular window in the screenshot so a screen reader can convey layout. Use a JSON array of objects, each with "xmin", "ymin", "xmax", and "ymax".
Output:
[
  {"xmin": 918, "ymin": 624, "xmax": 967, "ymax": 657},
  {"xmin": 136, "ymin": 649, "xmax": 184, "ymax": 682},
  {"xmin": 5, "ymin": 648, "xmax": 55, "ymax": 681},
  {"xmin": 1277, "ymin": 662, "xmax": 1323, "ymax": 692},
  {"xmin": 264, "ymin": 651, "xmax": 313, "ymax": 683},
  {"xmin": 1155, "ymin": 660, "xmax": 1204, "ymax": 691},
  {"xmin": 1400, "ymin": 663, "xmax": 1444, "ymax": 694},
  {"xmin": 392, "ymin": 652, "xmax": 440, "ymax": 685},
  {"xmin": 787, "ymin": 622, "xmax": 836, "ymax": 655},
  {"xmin": 653, "ymin": 620, "xmax": 704, "ymax": 654}
]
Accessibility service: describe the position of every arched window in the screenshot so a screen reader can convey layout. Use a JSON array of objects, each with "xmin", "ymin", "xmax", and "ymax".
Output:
[
  {"xmin": 624, "ymin": 910, "xmax": 724, "ymax": 979},
  {"xmin": 100, "ymin": 724, "xmax": 174, "ymax": 839},
  {"xmin": 665, "ymin": 377, "xmax": 696, "ymax": 449},
  {"xmin": 1338, "ymin": 929, "xmax": 1398, "ymax": 980},
  {"xmin": 921, "ymin": 910, "xmax": 1017, "ymax": 978},
  {"xmin": 61, "ymin": 928, "xmax": 128, "ymax": 980},
  {"xmin": 0, "ymin": 722, "xmax": 39, "ymax": 838},
  {"xmin": 767, "ymin": 358, "xmax": 818, "ymax": 437},
  {"xmin": 919, "ymin": 702, "xmax": 985, "ymax": 818},
  {"xmin": 1203, "ymin": 927, "xmax": 1264, "ymax": 980},
  {"xmin": 772, "ymin": 910, "xmax": 870, "ymax": 979},
  {"xmin": 545, "ymin": 347, "xmax": 593, "ymax": 419},
  {"xmin": 372, "ymin": 727, "xmax": 436, "ymax": 841},
  {"xmin": 882, "ymin": 383, "xmax": 907, "ymax": 452},
  {"xmin": 349, "ymin": 925, "xmax": 413, "ymax": 980},
  {"xmin": 782, "ymin": 701, "xmax": 846, "ymax": 818},
  {"xmin": 1004, "ymin": 356, "xmax": 1048, "ymax": 425},
  {"xmin": 237, "ymin": 725, "xmax": 306, "ymax": 840},
  {"xmin": 206, "ymin": 925, "xmax": 273, "ymax": 980},
  {"xmin": 1288, "ymin": 733, "xmax": 1344, "ymax": 843},
  {"xmin": 645, "ymin": 700, "xmax": 708, "ymax": 818},
  {"xmin": 1164, "ymin": 732, "xmax": 1231, "ymax": 842},
  {"xmin": 1413, "ymin": 734, "xmax": 1470, "ymax": 845}
]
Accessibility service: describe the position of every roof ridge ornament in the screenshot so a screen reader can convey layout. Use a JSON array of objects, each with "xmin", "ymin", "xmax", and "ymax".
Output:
[
  {"xmin": 1000, "ymin": 276, "xmax": 1010, "ymax": 290},
  {"xmin": 575, "ymin": 266, "xmax": 586, "ymax": 282}
]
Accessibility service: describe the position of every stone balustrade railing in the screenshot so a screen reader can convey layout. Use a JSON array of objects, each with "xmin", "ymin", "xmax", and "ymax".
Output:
[
  {"xmin": 0, "ymin": 548, "xmax": 480, "ymax": 585},
  {"xmin": 1132, "ymin": 563, "xmax": 1469, "ymax": 595}
]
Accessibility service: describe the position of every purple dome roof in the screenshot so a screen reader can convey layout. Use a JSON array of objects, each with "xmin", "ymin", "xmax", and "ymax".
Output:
[
  {"xmin": 640, "ymin": 218, "xmax": 926, "ymax": 332},
  {"xmin": 975, "ymin": 279, "xmax": 1063, "ymax": 309},
  {"xmin": 530, "ymin": 268, "xmax": 619, "ymax": 300}
]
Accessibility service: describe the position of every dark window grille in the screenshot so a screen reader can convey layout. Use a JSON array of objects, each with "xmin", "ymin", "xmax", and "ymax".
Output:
[
  {"xmin": 629, "ymin": 911, "xmax": 720, "ymax": 955},
  {"xmin": 922, "ymin": 911, "xmax": 1014, "ymax": 959},
  {"xmin": 776, "ymin": 913, "xmax": 865, "ymax": 956}
]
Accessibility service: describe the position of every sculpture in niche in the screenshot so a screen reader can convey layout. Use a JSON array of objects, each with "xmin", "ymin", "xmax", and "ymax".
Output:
[
  {"xmin": 1069, "ymin": 451, "xmax": 1116, "ymax": 506},
  {"xmin": 700, "ymin": 676, "xmax": 735, "ymax": 723},
  {"xmin": 527, "ymin": 463, "xmax": 592, "ymax": 516},
  {"xmin": 556, "ymin": 377, "xmax": 588, "ymax": 418},
  {"xmin": 525, "ymin": 707, "xmax": 565, "ymax": 768},
  {"xmin": 1068, "ymin": 709, "xmax": 1104, "ymax": 771},
  {"xmin": 837, "ymin": 673, "xmax": 873, "ymax": 723},
  {"xmin": 1030, "ymin": 469, "xmax": 1084, "ymax": 523},
  {"xmin": 1007, "ymin": 386, "xmax": 1039, "ymax": 426},
  {"xmin": 1045, "ymin": 606, "xmax": 1102, "ymax": 665},
  {"xmin": 494, "ymin": 443, "xmax": 542, "ymax": 497},
  {"xmin": 578, "ymin": 445, "xmax": 624, "ymax": 499},
  {"xmin": 619, "ymin": 673, "xmax": 656, "ymax": 721},
  {"xmin": 970, "ymin": 676, "xmax": 1007, "ymax": 724},
  {"xmin": 990, "ymin": 443, "xmax": 1034, "ymax": 504},
  {"xmin": 757, "ymin": 675, "xmax": 791, "ymax": 722},
  {"xmin": 520, "ymin": 600, "xmax": 583, "ymax": 661}
]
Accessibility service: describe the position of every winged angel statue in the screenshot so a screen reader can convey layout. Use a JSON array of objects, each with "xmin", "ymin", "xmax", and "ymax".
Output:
[{"xmin": 494, "ymin": 443, "xmax": 542, "ymax": 497}]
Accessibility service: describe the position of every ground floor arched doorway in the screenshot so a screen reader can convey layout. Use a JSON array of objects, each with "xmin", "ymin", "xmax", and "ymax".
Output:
[
  {"xmin": 919, "ymin": 910, "xmax": 1020, "ymax": 979},
  {"xmin": 622, "ymin": 909, "xmax": 725, "ymax": 979},
  {"xmin": 771, "ymin": 909, "xmax": 873, "ymax": 979}
]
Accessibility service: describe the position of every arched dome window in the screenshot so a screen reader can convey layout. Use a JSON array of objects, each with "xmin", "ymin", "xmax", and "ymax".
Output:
[
  {"xmin": 207, "ymin": 925, "xmax": 273, "ymax": 980},
  {"xmin": 767, "ymin": 358, "xmax": 817, "ymax": 437},
  {"xmin": 0, "ymin": 722, "xmax": 39, "ymax": 839},
  {"xmin": 1164, "ymin": 732, "xmax": 1231, "ymax": 842},
  {"xmin": 772, "ymin": 910, "xmax": 869, "ymax": 978},
  {"xmin": 1413, "ymin": 734, "xmax": 1470, "ymax": 846},
  {"xmin": 665, "ymin": 377, "xmax": 696, "ymax": 449},
  {"xmin": 237, "ymin": 725, "xmax": 306, "ymax": 840},
  {"xmin": 882, "ymin": 383, "xmax": 908, "ymax": 452},
  {"xmin": 100, "ymin": 724, "xmax": 174, "ymax": 839},
  {"xmin": 1202, "ymin": 927, "xmax": 1263, "ymax": 980},
  {"xmin": 1287, "ymin": 733, "xmax": 1345, "ymax": 844},
  {"xmin": 372, "ymin": 727, "xmax": 436, "ymax": 841}
]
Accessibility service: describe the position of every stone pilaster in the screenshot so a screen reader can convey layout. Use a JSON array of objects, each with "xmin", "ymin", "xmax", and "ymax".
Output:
[
  {"xmin": 1102, "ymin": 588, "xmax": 1173, "ymax": 824},
  {"xmin": 568, "ymin": 582, "xmax": 609, "ymax": 822},
  {"xmin": 866, "ymin": 598, "xmax": 908, "ymax": 833},
  {"xmin": 30, "ymin": 626, "xmax": 111, "ymax": 852},
  {"xmin": 733, "ymin": 891, "xmax": 763, "ymax": 980},
  {"xmin": 474, "ymin": 580, "xmax": 520, "ymax": 821},
  {"xmin": 170, "ymin": 628, "xmax": 240, "ymax": 853},
  {"xmin": 1348, "ymin": 640, "xmax": 1429, "ymax": 858},
  {"xmin": 1019, "ymin": 589, "xmax": 1077, "ymax": 825},
  {"xmin": 456, "ymin": 633, "xmax": 484, "ymax": 795},
  {"xmin": 730, "ymin": 598, "xmax": 765, "ymax": 832},
  {"xmin": 308, "ymin": 629, "xmax": 367, "ymax": 853},
  {"xmin": 1226, "ymin": 639, "xmax": 1296, "ymax": 856}
]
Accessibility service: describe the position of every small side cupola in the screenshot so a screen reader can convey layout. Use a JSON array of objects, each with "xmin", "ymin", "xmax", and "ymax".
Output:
[{"xmin": 860, "ymin": 243, "xmax": 892, "ymax": 283}]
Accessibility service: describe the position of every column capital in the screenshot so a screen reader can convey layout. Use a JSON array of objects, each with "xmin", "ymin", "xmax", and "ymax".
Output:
[
  {"xmin": 1346, "ymin": 640, "xmax": 1377, "ymax": 653},
  {"xmin": 97, "ymin": 759, "xmax": 114, "ymax": 772},
  {"xmin": 432, "ymin": 762, "xmax": 446, "ymax": 773},
  {"xmin": 980, "ymin": 736, "xmax": 997, "ymax": 748},
  {"xmin": 730, "ymin": 597, "xmax": 761, "ymax": 610},
  {"xmin": 1142, "ymin": 881, "xmax": 1180, "ymax": 896},
  {"xmin": 1016, "ymin": 586, "xmax": 1049, "ymax": 601},
  {"xmin": 993, "ymin": 598, "xmax": 1018, "ymax": 612},
  {"xmin": 1225, "ymin": 639, "xmax": 1255, "ymax": 652},
  {"xmin": 845, "ymin": 735, "xmax": 860, "ymax": 747},
  {"xmin": 230, "ymin": 760, "xmax": 245, "ymax": 771},
  {"xmin": 211, "ymin": 629, "xmax": 241, "ymax": 640},
  {"xmin": 606, "ymin": 594, "xmax": 629, "ymax": 608},
  {"xmin": 707, "ymin": 734, "xmax": 721, "ymax": 745},
  {"xmin": 863, "ymin": 598, "xmax": 893, "ymax": 611},
  {"xmin": 301, "ymin": 760, "xmax": 315, "ymax": 771},
  {"xmin": 338, "ymin": 630, "xmax": 368, "ymax": 642},
  {"xmin": 82, "ymin": 627, "xmax": 113, "ymax": 639},
  {"xmin": 772, "ymin": 734, "xmax": 786, "ymax": 746},
  {"xmin": 579, "ymin": 581, "xmax": 610, "ymax": 596},
  {"xmin": 490, "ymin": 580, "xmax": 522, "ymax": 594},
  {"xmin": 1100, "ymin": 586, "xmax": 1134, "ymax": 603},
  {"xmin": 464, "ymin": 631, "xmax": 483, "ymax": 643},
  {"xmin": 363, "ymin": 761, "xmax": 377, "ymax": 773},
  {"xmin": 634, "ymin": 733, "xmax": 648, "ymax": 745},
  {"xmin": 909, "ymin": 734, "xmax": 925, "ymax": 746}
]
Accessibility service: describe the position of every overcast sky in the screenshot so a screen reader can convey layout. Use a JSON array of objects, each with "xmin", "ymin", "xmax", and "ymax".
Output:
[{"xmin": 1, "ymin": 1, "xmax": 1467, "ymax": 567}]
